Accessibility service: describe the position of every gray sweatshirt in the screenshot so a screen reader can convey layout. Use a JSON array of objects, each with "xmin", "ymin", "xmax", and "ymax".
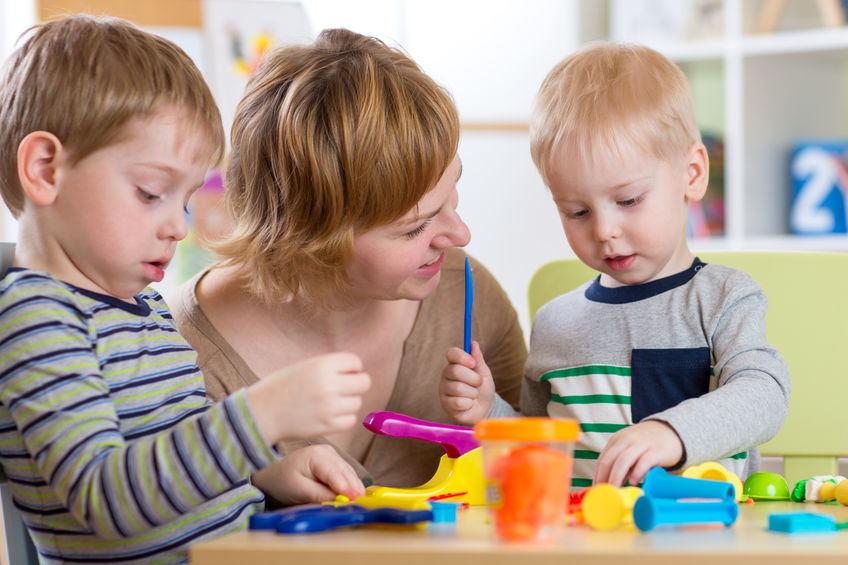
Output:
[{"xmin": 517, "ymin": 259, "xmax": 790, "ymax": 487}]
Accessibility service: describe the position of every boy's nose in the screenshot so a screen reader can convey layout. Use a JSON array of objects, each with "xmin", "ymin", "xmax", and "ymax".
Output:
[
  {"xmin": 160, "ymin": 206, "xmax": 189, "ymax": 241},
  {"xmin": 593, "ymin": 211, "xmax": 620, "ymax": 242}
]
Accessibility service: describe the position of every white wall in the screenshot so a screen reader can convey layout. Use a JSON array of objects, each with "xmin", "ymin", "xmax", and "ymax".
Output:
[{"xmin": 0, "ymin": 0, "xmax": 36, "ymax": 242}]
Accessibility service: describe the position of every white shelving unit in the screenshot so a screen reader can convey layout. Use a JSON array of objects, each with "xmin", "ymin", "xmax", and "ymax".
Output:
[{"xmin": 609, "ymin": 0, "xmax": 848, "ymax": 252}]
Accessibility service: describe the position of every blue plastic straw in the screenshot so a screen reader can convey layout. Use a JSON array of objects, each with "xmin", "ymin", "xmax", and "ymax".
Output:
[{"xmin": 464, "ymin": 257, "xmax": 473, "ymax": 354}]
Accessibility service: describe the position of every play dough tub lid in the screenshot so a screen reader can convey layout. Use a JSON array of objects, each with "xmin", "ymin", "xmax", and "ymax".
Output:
[{"xmin": 474, "ymin": 418, "xmax": 579, "ymax": 442}]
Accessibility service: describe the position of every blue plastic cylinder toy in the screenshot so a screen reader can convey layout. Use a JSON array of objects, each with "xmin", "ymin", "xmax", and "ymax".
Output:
[
  {"xmin": 641, "ymin": 467, "xmax": 735, "ymax": 501},
  {"xmin": 633, "ymin": 496, "xmax": 739, "ymax": 531}
]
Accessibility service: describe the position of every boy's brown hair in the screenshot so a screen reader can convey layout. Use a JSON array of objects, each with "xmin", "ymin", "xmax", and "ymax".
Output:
[
  {"xmin": 0, "ymin": 14, "xmax": 225, "ymax": 217},
  {"xmin": 216, "ymin": 28, "xmax": 460, "ymax": 306},
  {"xmin": 530, "ymin": 42, "xmax": 701, "ymax": 187}
]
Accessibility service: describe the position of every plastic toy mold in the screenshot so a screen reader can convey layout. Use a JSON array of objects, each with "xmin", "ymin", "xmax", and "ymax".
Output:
[
  {"xmin": 360, "ymin": 411, "xmax": 486, "ymax": 505},
  {"xmin": 743, "ymin": 471, "xmax": 791, "ymax": 501}
]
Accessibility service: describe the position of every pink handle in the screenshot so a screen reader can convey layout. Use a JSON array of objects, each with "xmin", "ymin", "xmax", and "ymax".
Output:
[{"xmin": 362, "ymin": 411, "xmax": 479, "ymax": 458}]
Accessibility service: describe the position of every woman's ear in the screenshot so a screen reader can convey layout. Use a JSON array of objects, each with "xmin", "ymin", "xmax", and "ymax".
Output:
[
  {"xmin": 17, "ymin": 131, "xmax": 64, "ymax": 207},
  {"xmin": 684, "ymin": 141, "xmax": 709, "ymax": 202}
]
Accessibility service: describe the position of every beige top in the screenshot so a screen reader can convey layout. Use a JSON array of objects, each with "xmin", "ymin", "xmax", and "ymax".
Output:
[{"xmin": 170, "ymin": 248, "xmax": 527, "ymax": 488}]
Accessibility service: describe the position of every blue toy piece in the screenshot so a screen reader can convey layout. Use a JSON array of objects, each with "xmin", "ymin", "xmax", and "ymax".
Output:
[
  {"xmin": 768, "ymin": 512, "xmax": 848, "ymax": 534},
  {"xmin": 463, "ymin": 257, "xmax": 473, "ymax": 354},
  {"xmin": 429, "ymin": 501, "xmax": 459, "ymax": 524},
  {"xmin": 633, "ymin": 496, "xmax": 738, "ymax": 532},
  {"xmin": 249, "ymin": 504, "xmax": 433, "ymax": 534},
  {"xmin": 641, "ymin": 467, "xmax": 735, "ymax": 501}
]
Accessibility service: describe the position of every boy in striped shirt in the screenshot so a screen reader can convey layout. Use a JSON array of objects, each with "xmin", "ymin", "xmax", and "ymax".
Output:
[
  {"xmin": 439, "ymin": 42, "xmax": 790, "ymax": 490},
  {"xmin": 0, "ymin": 15, "xmax": 370, "ymax": 563}
]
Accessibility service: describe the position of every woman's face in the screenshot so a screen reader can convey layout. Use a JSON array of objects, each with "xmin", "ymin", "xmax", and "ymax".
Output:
[{"xmin": 348, "ymin": 156, "xmax": 470, "ymax": 302}]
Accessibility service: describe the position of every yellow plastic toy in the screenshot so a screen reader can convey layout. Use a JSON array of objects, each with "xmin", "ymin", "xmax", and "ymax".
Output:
[
  {"xmin": 682, "ymin": 461, "xmax": 744, "ymax": 502},
  {"xmin": 360, "ymin": 411, "xmax": 487, "ymax": 505},
  {"xmin": 820, "ymin": 481, "xmax": 838, "ymax": 502},
  {"xmin": 582, "ymin": 484, "xmax": 643, "ymax": 531},
  {"xmin": 835, "ymin": 480, "xmax": 848, "ymax": 506}
]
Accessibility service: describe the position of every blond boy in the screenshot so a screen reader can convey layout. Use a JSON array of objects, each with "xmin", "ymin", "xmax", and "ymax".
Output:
[{"xmin": 440, "ymin": 43, "xmax": 790, "ymax": 488}]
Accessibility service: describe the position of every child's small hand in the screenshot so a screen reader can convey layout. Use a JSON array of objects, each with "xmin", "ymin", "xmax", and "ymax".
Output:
[
  {"xmin": 438, "ymin": 341, "xmax": 494, "ymax": 425},
  {"xmin": 248, "ymin": 352, "xmax": 371, "ymax": 444},
  {"xmin": 593, "ymin": 420, "xmax": 684, "ymax": 487},
  {"xmin": 252, "ymin": 444, "xmax": 365, "ymax": 505}
]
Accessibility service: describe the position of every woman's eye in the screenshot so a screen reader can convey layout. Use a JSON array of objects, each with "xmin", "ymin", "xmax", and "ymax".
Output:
[{"xmin": 404, "ymin": 219, "xmax": 431, "ymax": 239}]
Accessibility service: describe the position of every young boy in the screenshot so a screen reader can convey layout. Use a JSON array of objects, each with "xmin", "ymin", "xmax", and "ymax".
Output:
[
  {"xmin": 440, "ymin": 42, "xmax": 790, "ymax": 489},
  {"xmin": 0, "ymin": 15, "xmax": 369, "ymax": 563}
]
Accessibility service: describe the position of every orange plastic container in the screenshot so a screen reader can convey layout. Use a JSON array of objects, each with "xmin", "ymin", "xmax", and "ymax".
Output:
[{"xmin": 473, "ymin": 418, "xmax": 579, "ymax": 541}]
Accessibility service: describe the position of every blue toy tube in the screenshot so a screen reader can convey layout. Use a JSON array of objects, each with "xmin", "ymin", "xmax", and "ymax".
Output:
[
  {"xmin": 633, "ymin": 496, "xmax": 739, "ymax": 532},
  {"xmin": 641, "ymin": 467, "xmax": 735, "ymax": 501}
]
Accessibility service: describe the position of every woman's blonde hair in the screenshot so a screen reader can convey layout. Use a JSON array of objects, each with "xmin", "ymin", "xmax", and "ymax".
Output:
[
  {"xmin": 0, "ymin": 14, "xmax": 225, "ymax": 217},
  {"xmin": 530, "ymin": 42, "xmax": 700, "ymax": 186},
  {"xmin": 216, "ymin": 28, "xmax": 459, "ymax": 305}
]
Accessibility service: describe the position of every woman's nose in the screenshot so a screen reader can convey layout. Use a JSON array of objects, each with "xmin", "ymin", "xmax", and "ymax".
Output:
[{"xmin": 431, "ymin": 209, "xmax": 471, "ymax": 249}]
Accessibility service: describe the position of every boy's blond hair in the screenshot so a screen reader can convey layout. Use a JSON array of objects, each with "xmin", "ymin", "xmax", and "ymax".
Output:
[
  {"xmin": 0, "ymin": 14, "xmax": 225, "ymax": 217},
  {"xmin": 530, "ymin": 42, "xmax": 701, "ymax": 187},
  {"xmin": 216, "ymin": 28, "xmax": 459, "ymax": 306}
]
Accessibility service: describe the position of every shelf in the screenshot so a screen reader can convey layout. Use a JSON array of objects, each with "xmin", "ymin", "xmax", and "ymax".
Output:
[
  {"xmin": 691, "ymin": 234, "xmax": 848, "ymax": 251},
  {"xmin": 741, "ymin": 26, "xmax": 848, "ymax": 56}
]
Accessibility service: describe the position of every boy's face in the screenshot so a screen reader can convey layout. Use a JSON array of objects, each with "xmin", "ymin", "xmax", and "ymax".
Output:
[
  {"xmin": 547, "ymin": 139, "xmax": 706, "ymax": 287},
  {"xmin": 348, "ymin": 156, "xmax": 470, "ymax": 302},
  {"xmin": 42, "ymin": 105, "xmax": 214, "ymax": 299}
]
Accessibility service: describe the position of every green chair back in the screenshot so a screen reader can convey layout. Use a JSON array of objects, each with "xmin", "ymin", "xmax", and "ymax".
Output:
[{"xmin": 527, "ymin": 251, "xmax": 848, "ymax": 486}]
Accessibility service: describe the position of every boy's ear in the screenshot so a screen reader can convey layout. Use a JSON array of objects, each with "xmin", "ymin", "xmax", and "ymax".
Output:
[
  {"xmin": 17, "ymin": 131, "xmax": 64, "ymax": 207},
  {"xmin": 684, "ymin": 141, "xmax": 709, "ymax": 202}
]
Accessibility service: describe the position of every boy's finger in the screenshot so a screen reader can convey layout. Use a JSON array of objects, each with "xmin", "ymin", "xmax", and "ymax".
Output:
[{"xmin": 445, "ymin": 346, "xmax": 475, "ymax": 367}]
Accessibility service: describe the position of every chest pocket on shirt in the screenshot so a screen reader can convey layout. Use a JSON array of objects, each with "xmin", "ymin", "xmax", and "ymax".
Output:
[{"xmin": 630, "ymin": 347, "xmax": 711, "ymax": 423}]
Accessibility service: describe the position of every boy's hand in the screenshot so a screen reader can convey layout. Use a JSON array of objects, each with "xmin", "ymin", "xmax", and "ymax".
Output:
[
  {"xmin": 248, "ymin": 352, "xmax": 371, "ymax": 444},
  {"xmin": 438, "ymin": 341, "xmax": 494, "ymax": 425},
  {"xmin": 593, "ymin": 420, "xmax": 684, "ymax": 487},
  {"xmin": 252, "ymin": 444, "xmax": 365, "ymax": 505}
]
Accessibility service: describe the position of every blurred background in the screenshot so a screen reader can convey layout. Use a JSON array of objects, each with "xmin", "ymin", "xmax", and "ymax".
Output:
[{"xmin": 3, "ymin": 0, "xmax": 848, "ymax": 336}]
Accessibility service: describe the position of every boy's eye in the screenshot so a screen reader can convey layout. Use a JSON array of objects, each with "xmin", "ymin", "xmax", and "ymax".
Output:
[
  {"xmin": 136, "ymin": 187, "xmax": 160, "ymax": 202},
  {"xmin": 404, "ymin": 219, "xmax": 431, "ymax": 239},
  {"xmin": 564, "ymin": 209, "xmax": 588, "ymax": 220},
  {"xmin": 617, "ymin": 195, "xmax": 642, "ymax": 207}
]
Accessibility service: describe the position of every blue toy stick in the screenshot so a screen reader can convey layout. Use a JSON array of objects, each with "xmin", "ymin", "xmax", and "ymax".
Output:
[{"xmin": 464, "ymin": 257, "xmax": 473, "ymax": 354}]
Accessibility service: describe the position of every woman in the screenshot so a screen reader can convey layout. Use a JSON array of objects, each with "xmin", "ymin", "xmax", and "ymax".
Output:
[{"xmin": 172, "ymin": 29, "xmax": 526, "ymax": 504}]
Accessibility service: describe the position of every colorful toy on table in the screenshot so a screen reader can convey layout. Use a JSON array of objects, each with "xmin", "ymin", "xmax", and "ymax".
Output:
[
  {"xmin": 743, "ymin": 471, "xmax": 791, "ymax": 501},
  {"xmin": 768, "ymin": 512, "xmax": 848, "ymax": 534},
  {"xmin": 632, "ymin": 467, "xmax": 739, "ymax": 532},
  {"xmin": 682, "ymin": 461, "xmax": 744, "ymax": 501},
  {"xmin": 816, "ymin": 478, "xmax": 848, "ymax": 506},
  {"xmin": 474, "ymin": 418, "xmax": 579, "ymax": 541},
  {"xmin": 249, "ymin": 496, "xmax": 433, "ymax": 534},
  {"xmin": 582, "ymin": 484, "xmax": 643, "ymax": 531},
  {"xmin": 790, "ymin": 475, "xmax": 847, "ymax": 502},
  {"xmin": 361, "ymin": 411, "xmax": 486, "ymax": 505}
]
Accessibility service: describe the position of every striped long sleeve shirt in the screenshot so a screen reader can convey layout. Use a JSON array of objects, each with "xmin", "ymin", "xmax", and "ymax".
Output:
[{"xmin": 0, "ymin": 269, "xmax": 279, "ymax": 564}]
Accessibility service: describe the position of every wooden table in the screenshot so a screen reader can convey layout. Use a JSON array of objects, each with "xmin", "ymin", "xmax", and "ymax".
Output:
[{"xmin": 190, "ymin": 501, "xmax": 848, "ymax": 565}]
